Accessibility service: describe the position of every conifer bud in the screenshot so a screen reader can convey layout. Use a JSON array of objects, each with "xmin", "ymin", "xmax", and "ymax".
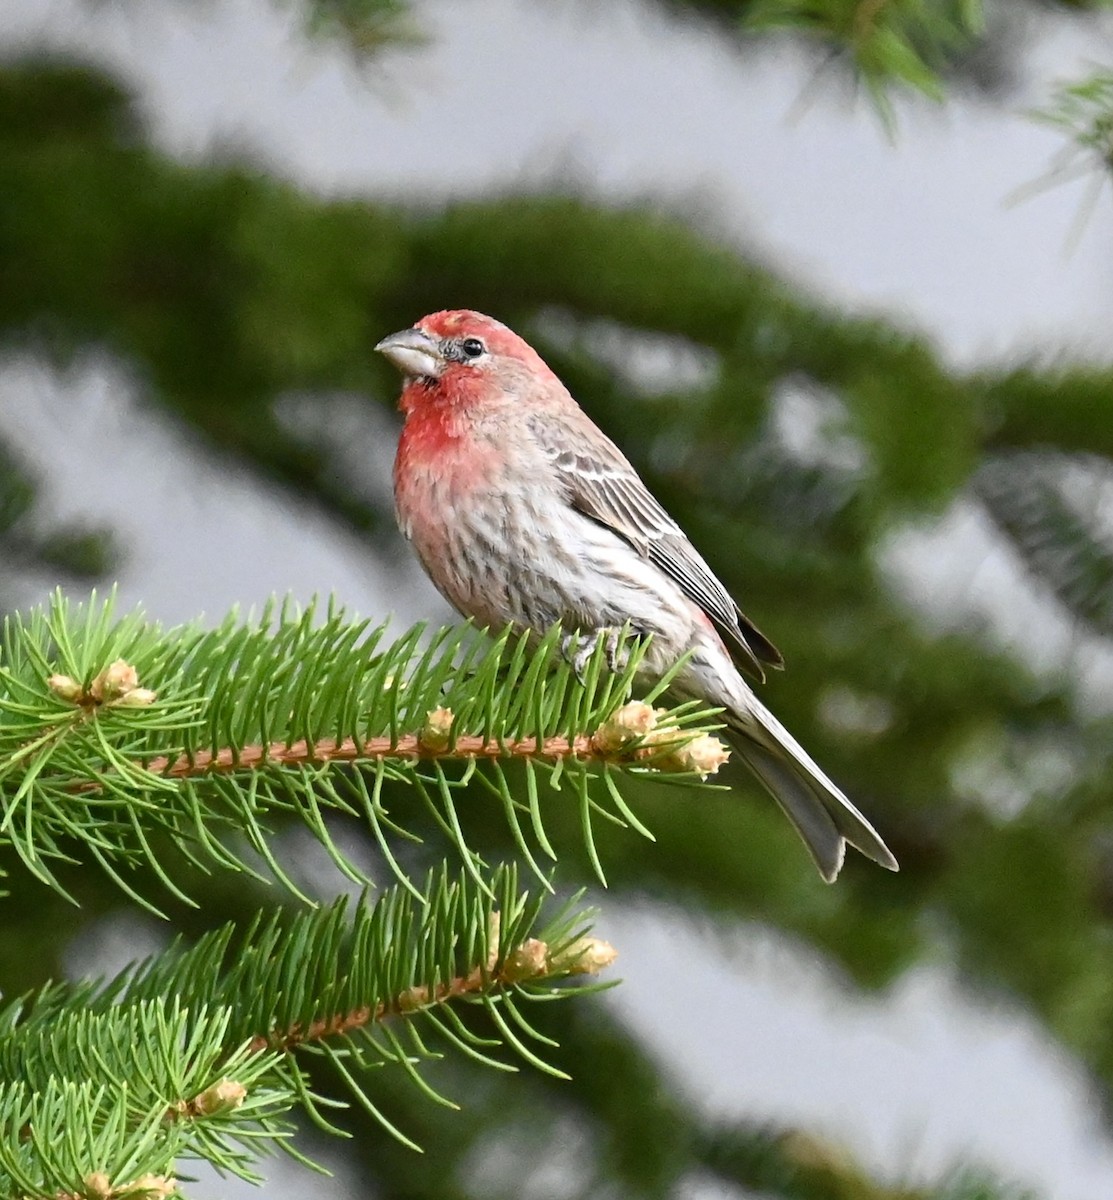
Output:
[
  {"xmin": 90, "ymin": 659, "xmax": 139, "ymax": 703},
  {"xmin": 420, "ymin": 705, "xmax": 454, "ymax": 750},
  {"xmin": 395, "ymin": 984, "xmax": 430, "ymax": 1013},
  {"xmin": 550, "ymin": 936, "xmax": 618, "ymax": 976},
  {"xmin": 502, "ymin": 937, "xmax": 549, "ymax": 982},
  {"xmin": 592, "ymin": 701, "xmax": 658, "ymax": 752},
  {"xmin": 778, "ymin": 1130, "xmax": 855, "ymax": 1174},
  {"xmin": 643, "ymin": 729, "xmax": 730, "ymax": 778},
  {"xmin": 193, "ymin": 1078, "xmax": 247, "ymax": 1115},
  {"xmin": 593, "ymin": 701, "xmax": 729, "ymax": 777},
  {"xmin": 126, "ymin": 1175, "xmax": 177, "ymax": 1200},
  {"xmin": 84, "ymin": 1172, "xmax": 112, "ymax": 1200},
  {"xmin": 48, "ymin": 673, "xmax": 83, "ymax": 703}
]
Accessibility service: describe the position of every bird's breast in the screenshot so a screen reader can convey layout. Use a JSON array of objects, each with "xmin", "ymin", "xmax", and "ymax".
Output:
[
  {"xmin": 393, "ymin": 408, "xmax": 569, "ymax": 628},
  {"xmin": 394, "ymin": 410, "xmax": 508, "ymax": 547}
]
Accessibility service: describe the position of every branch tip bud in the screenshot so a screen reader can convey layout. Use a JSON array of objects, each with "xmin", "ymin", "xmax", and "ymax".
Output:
[
  {"xmin": 47, "ymin": 673, "xmax": 83, "ymax": 703},
  {"xmin": 593, "ymin": 701, "xmax": 728, "ymax": 776},
  {"xmin": 84, "ymin": 1173, "xmax": 112, "ymax": 1200},
  {"xmin": 550, "ymin": 936, "xmax": 618, "ymax": 976},
  {"xmin": 78, "ymin": 1173, "xmax": 177, "ymax": 1200},
  {"xmin": 502, "ymin": 937, "xmax": 549, "ymax": 982},
  {"xmin": 125, "ymin": 1176, "xmax": 177, "ymax": 1200},
  {"xmin": 90, "ymin": 659, "xmax": 139, "ymax": 703},
  {"xmin": 193, "ymin": 1078, "xmax": 247, "ymax": 1116},
  {"xmin": 778, "ymin": 1130, "xmax": 855, "ymax": 1174},
  {"xmin": 592, "ymin": 701, "xmax": 658, "ymax": 752},
  {"xmin": 642, "ymin": 729, "xmax": 730, "ymax": 778}
]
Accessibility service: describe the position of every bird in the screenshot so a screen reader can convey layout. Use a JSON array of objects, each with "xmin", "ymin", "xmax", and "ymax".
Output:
[{"xmin": 375, "ymin": 309, "xmax": 897, "ymax": 882}]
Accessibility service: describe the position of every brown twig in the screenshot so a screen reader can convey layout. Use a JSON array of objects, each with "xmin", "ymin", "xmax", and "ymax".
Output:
[
  {"xmin": 145, "ymin": 733, "xmax": 601, "ymax": 780},
  {"xmin": 250, "ymin": 931, "xmax": 615, "ymax": 1054},
  {"xmin": 249, "ymin": 966, "xmax": 488, "ymax": 1054}
]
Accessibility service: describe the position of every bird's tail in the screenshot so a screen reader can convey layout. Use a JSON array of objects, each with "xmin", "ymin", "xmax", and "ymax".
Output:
[{"xmin": 725, "ymin": 699, "xmax": 898, "ymax": 883}]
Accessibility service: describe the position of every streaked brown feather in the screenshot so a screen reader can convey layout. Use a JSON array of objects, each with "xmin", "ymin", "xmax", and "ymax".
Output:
[{"xmin": 528, "ymin": 413, "xmax": 783, "ymax": 683}]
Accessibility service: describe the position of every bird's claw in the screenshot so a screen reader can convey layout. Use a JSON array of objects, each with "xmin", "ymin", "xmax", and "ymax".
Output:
[{"xmin": 561, "ymin": 627, "xmax": 629, "ymax": 683}]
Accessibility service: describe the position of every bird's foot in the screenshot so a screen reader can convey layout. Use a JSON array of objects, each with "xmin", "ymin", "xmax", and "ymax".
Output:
[{"xmin": 561, "ymin": 627, "xmax": 630, "ymax": 683}]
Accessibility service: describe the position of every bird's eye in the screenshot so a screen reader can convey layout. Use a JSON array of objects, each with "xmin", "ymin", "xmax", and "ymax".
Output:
[{"xmin": 460, "ymin": 337, "xmax": 486, "ymax": 359}]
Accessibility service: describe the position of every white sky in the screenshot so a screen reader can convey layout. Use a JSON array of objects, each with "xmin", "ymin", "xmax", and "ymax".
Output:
[{"xmin": 5, "ymin": 0, "xmax": 1113, "ymax": 1196}]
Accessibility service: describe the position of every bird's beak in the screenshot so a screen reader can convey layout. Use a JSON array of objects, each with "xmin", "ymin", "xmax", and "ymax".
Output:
[{"xmin": 374, "ymin": 327, "xmax": 445, "ymax": 379}]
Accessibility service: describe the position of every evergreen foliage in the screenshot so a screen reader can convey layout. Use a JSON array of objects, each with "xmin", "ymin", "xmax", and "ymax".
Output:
[
  {"xmin": 0, "ymin": 866, "xmax": 612, "ymax": 1195},
  {"xmin": 3, "ymin": 2, "xmax": 1113, "ymax": 1198},
  {"xmin": 0, "ymin": 590, "xmax": 717, "ymax": 1190},
  {"xmin": 277, "ymin": 0, "xmax": 1113, "ymax": 117},
  {"xmin": 0, "ymin": 592, "xmax": 715, "ymax": 909}
]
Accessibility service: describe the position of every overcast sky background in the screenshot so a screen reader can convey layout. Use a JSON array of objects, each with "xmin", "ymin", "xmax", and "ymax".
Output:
[{"xmin": 5, "ymin": 0, "xmax": 1113, "ymax": 1196}]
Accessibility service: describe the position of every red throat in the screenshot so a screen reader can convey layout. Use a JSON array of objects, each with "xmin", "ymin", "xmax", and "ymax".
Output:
[
  {"xmin": 398, "ymin": 366, "xmax": 488, "ymax": 419},
  {"xmin": 395, "ymin": 374, "xmax": 497, "ymax": 487},
  {"xmin": 397, "ymin": 390, "xmax": 459, "ymax": 459}
]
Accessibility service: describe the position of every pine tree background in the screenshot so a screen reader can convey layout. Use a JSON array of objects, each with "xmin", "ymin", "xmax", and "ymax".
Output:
[{"xmin": 4, "ymin": 1, "xmax": 1113, "ymax": 1197}]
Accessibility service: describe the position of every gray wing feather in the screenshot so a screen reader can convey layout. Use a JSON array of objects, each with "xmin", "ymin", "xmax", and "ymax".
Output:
[{"xmin": 530, "ymin": 415, "xmax": 782, "ymax": 682}]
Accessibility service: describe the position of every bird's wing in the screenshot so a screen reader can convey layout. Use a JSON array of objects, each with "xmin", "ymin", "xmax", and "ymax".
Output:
[{"xmin": 528, "ymin": 413, "xmax": 783, "ymax": 682}]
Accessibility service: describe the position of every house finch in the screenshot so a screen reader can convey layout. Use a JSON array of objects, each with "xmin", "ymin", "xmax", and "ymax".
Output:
[{"xmin": 376, "ymin": 310, "xmax": 897, "ymax": 882}]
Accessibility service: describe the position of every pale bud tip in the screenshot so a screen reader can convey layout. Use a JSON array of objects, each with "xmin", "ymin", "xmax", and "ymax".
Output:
[
  {"xmin": 420, "ymin": 705, "xmax": 454, "ymax": 750},
  {"xmin": 48, "ymin": 673, "xmax": 83, "ymax": 703},
  {"xmin": 84, "ymin": 1173, "xmax": 112, "ymax": 1199},
  {"xmin": 486, "ymin": 910, "xmax": 502, "ymax": 972},
  {"xmin": 503, "ymin": 936, "xmax": 550, "ymax": 982},
  {"xmin": 395, "ymin": 984, "xmax": 430, "ymax": 1013},
  {"xmin": 647, "ymin": 731, "xmax": 730, "ymax": 778},
  {"xmin": 194, "ymin": 1078, "xmax": 247, "ymax": 1115},
  {"xmin": 90, "ymin": 658, "xmax": 139, "ymax": 703},
  {"xmin": 592, "ymin": 701, "xmax": 658, "ymax": 752},
  {"xmin": 593, "ymin": 701, "xmax": 729, "ymax": 777},
  {"xmin": 551, "ymin": 936, "xmax": 618, "ymax": 976},
  {"xmin": 127, "ymin": 1176, "xmax": 178, "ymax": 1200},
  {"xmin": 778, "ymin": 1130, "xmax": 855, "ymax": 1174}
]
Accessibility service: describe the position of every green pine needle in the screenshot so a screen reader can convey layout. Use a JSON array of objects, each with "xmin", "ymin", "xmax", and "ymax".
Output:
[
  {"xmin": 0, "ymin": 591, "xmax": 728, "ymax": 907},
  {"xmin": 0, "ymin": 865, "xmax": 613, "ymax": 1190}
]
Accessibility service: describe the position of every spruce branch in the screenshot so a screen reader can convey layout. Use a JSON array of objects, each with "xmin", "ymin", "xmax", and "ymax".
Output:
[
  {"xmin": 744, "ymin": 0, "xmax": 984, "ymax": 121},
  {"xmin": 975, "ymin": 451, "xmax": 1113, "ymax": 639},
  {"xmin": 1014, "ymin": 68, "xmax": 1113, "ymax": 247},
  {"xmin": 0, "ymin": 592, "xmax": 728, "ymax": 910},
  {"xmin": 1031, "ymin": 68, "xmax": 1113, "ymax": 175},
  {"xmin": 0, "ymin": 866, "xmax": 614, "ymax": 1192}
]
